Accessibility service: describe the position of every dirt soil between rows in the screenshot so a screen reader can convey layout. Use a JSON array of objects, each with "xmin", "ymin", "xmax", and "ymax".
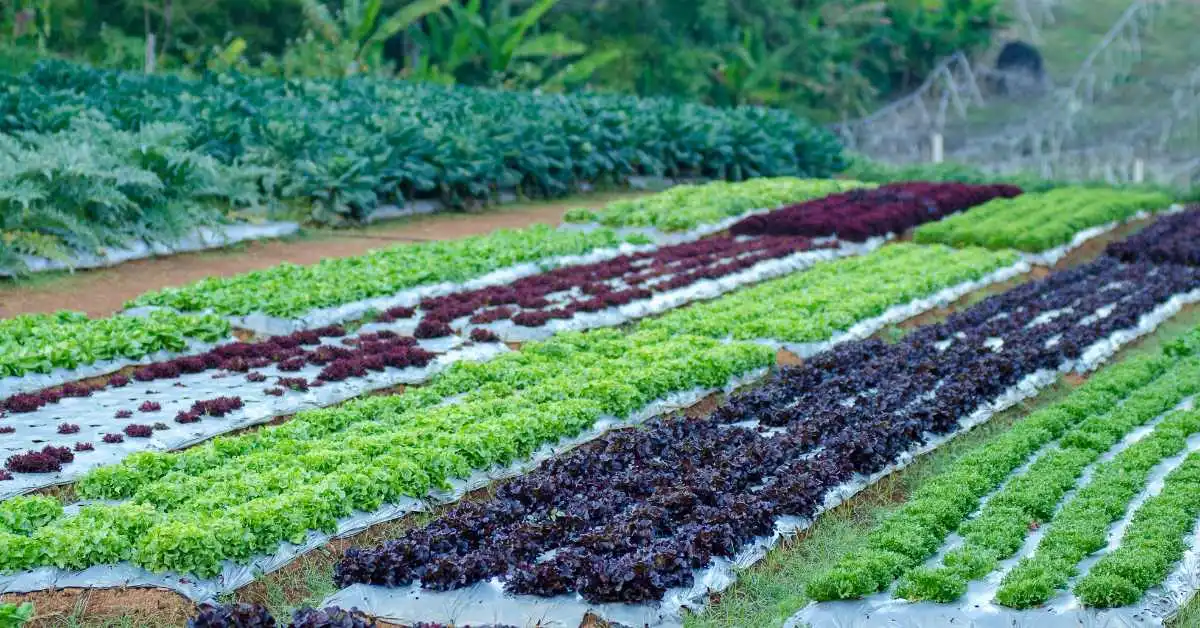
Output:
[{"xmin": 0, "ymin": 193, "xmax": 644, "ymax": 319}]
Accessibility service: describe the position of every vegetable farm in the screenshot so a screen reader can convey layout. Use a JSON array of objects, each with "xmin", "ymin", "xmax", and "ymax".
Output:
[{"xmin": 4, "ymin": 167, "xmax": 1200, "ymax": 628}]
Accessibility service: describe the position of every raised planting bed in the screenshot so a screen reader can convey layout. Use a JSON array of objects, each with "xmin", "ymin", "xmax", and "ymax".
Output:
[
  {"xmin": 0, "ymin": 310, "xmax": 231, "ymax": 398},
  {"xmin": 1107, "ymin": 205, "xmax": 1200, "ymax": 267},
  {"xmin": 729, "ymin": 182, "xmax": 1022, "ymax": 241},
  {"xmin": 562, "ymin": 178, "xmax": 871, "ymax": 236},
  {"xmin": 914, "ymin": 187, "xmax": 1175, "ymax": 264}
]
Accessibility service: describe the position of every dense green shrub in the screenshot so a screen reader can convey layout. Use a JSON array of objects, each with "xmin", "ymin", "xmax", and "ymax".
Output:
[
  {"xmin": 0, "ymin": 112, "xmax": 266, "ymax": 272},
  {"xmin": 0, "ymin": 60, "xmax": 845, "ymax": 225},
  {"xmin": 543, "ymin": 0, "xmax": 1004, "ymax": 116},
  {"xmin": 8, "ymin": 1, "xmax": 1005, "ymax": 118}
]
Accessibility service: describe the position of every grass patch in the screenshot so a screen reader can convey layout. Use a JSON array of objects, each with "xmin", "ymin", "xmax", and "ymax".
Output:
[{"xmin": 1169, "ymin": 592, "xmax": 1200, "ymax": 628}]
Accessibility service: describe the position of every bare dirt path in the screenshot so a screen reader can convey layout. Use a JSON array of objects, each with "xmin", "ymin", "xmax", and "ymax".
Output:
[{"xmin": 0, "ymin": 192, "xmax": 644, "ymax": 319}]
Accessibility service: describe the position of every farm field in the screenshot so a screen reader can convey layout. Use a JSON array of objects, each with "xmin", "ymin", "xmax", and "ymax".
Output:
[
  {"xmin": 4, "ymin": 166, "xmax": 1200, "ymax": 628},
  {"xmin": 7, "ymin": 0, "xmax": 1200, "ymax": 625}
]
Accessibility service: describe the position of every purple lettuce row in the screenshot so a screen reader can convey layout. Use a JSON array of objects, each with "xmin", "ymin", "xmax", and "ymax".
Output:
[
  {"xmin": 188, "ymin": 603, "xmax": 379, "ymax": 628},
  {"xmin": 4, "ymin": 445, "xmax": 75, "ymax": 473},
  {"xmin": 333, "ymin": 257, "xmax": 1200, "ymax": 604},
  {"xmin": 2, "ymin": 381, "xmax": 101, "ymax": 413},
  {"xmin": 2, "ymin": 391, "xmax": 248, "ymax": 476},
  {"xmin": 374, "ymin": 235, "xmax": 825, "ymax": 329},
  {"xmin": 1107, "ymin": 206, "xmax": 1200, "ymax": 267},
  {"xmin": 186, "ymin": 603, "xmax": 515, "ymax": 628},
  {"xmin": 0, "ymin": 327, "xmax": 434, "ymax": 418},
  {"xmin": 0, "ymin": 326, "xmax": 344, "ymax": 415},
  {"xmin": 729, "ymin": 181, "xmax": 1022, "ymax": 241}
]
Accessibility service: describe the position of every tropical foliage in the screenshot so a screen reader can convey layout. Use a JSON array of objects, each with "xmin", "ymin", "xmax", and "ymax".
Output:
[
  {"xmin": 0, "ymin": 112, "xmax": 266, "ymax": 273},
  {"xmin": 0, "ymin": 0, "xmax": 1006, "ymax": 117}
]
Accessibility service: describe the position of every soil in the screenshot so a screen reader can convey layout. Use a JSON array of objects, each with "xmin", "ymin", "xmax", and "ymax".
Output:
[
  {"xmin": 776, "ymin": 348, "xmax": 804, "ymax": 367},
  {"xmin": 1, "ymin": 588, "xmax": 195, "ymax": 627},
  {"xmin": 0, "ymin": 193, "xmax": 644, "ymax": 319},
  {"xmin": 683, "ymin": 391, "xmax": 725, "ymax": 419}
]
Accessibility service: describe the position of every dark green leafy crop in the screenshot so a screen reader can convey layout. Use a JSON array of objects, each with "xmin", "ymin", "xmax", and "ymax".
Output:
[{"xmin": 1, "ymin": 60, "xmax": 846, "ymax": 230}]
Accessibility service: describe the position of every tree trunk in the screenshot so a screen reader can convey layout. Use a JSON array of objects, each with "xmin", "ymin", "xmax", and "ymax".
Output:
[{"xmin": 158, "ymin": 0, "xmax": 173, "ymax": 63}]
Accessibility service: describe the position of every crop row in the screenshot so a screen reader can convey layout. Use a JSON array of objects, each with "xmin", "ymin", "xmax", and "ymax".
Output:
[
  {"xmin": 188, "ymin": 604, "xmax": 372, "ymax": 628},
  {"xmin": 0, "ymin": 233, "xmax": 827, "ymax": 490},
  {"xmin": 805, "ymin": 331, "xmax": 1200, "ymax": 606},
  {"xmin": 126, "ymin": 179, "xmax": 1017, "ymax": 324},
  {"xmin": 2, "ymin": 325, "xmax": 351, "ymax": 415},
  {"xmin": 638, "ymin": 243, "xmax": 1020, "ymax": 345},
  {"xmin": 0, "ymin": 233, "xmax": 837, "ymax": 490},
  {"xmin": 0, "ymin": 235, "xmax": 826, "ymax": 490},
  {"xmin": 382, "ymin": 234, "xmax": 828, "ymax": 338},
  {"xmin": 128, "ymin": 224, "xmax": 643, "ymax": 320},
  {"xmin": 0, "ymin": 324, "xmax": 465, "ymax": 490},
  {"xmin": 893, "ymin": 371, "xmax": 1200, "ymax": 605},
  {"xmin": 5, "ymin": 61, "xmax": 844, "ymax": 226},
  {"xmin": 993, "ymin": 406, "xmax": 1200, "ymax": 608},
  {"xmin": 187, "ymin": 603, "xmax": 509, "ymax": 628},
  {"xmin": 914, "ymin": 187, "xmax": 1173, "ymax": 253},
  {"xmin": 561, "ymin": 178, "xmax": 870, "ymax": 233},
  {"xmin": 0, "ymin": 310, "xmax": 230, "ymax": 380},
  {"xmin": 1072, "ymin": 450, "xmax": 1200, "ymax": 608},
  {"xmin": 187, "ymin": 604, "xmax": 379, "ymax": 628},
  {"xmin": 728, "ymin": 182, "xmax": 1022, "ymax": 241},
  {"xmin": 0, "ymin": 242, "xmax": 1025, "ymax": 577},
  {"xmin": 331, "ymin": 256, "xmax": 1200, "ymax": 605},
  {"xmin": 0, "ymin": 242, "xmax": 1005, "ymax": 493},
  {"xmin": 1, "ymin": 180, "xmax": 834, "ymax": 381},
  {"xmin": 1107, "ymin": 206, "xmax": 1200, "ymax": 267}
]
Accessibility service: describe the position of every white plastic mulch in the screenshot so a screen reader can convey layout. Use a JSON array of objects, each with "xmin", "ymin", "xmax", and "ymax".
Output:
[{"xmin": 0, "ymin": 223, "xmax": 300, "ymax": 277}]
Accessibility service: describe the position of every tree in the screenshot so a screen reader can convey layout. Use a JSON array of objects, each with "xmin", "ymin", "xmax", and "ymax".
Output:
[
  {"xmin": 293, "ymin": 0, "xmax": 451, "ymax": 76},
  {"xmin": 405, "ymin": 0, "xmax": 619, "ymax": 89}
]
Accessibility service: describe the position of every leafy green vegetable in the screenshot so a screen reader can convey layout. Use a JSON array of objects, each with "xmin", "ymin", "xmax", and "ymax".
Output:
[
  {"xmin": 0, "ymin": 601, "xmax": 33, "ymax": 628},
  {"xmin": 563, "ymin": 177, "xmax": 871, "ymax": 232},
  {"xmin": 128, "ymin": 225, "xmax": 645, "ymax": 318},
  {"xmin": 914, "ymin": 187, "xmax": 1174, "ymax": 253},
  {"xmin": 641, "ymin": 243, "xmax": 1020, "ymax": 342},
  {"xmin": 806, "ymin": 342, "xmax": 1199, "ymax": 601},
  {"xmin": 0, "ymin": 310, "xmax": 230, "ymax": 377},
  {"xmin": 1, "ymin": 60, "xmax": 846, "ymax": 226},
  {"xmin": 8, "ymin": 328, "xmax": 771, "ymax": 576},
  {"xmin": 0, "ymin": 112, "xmax": 267, "ymax": 274}
]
